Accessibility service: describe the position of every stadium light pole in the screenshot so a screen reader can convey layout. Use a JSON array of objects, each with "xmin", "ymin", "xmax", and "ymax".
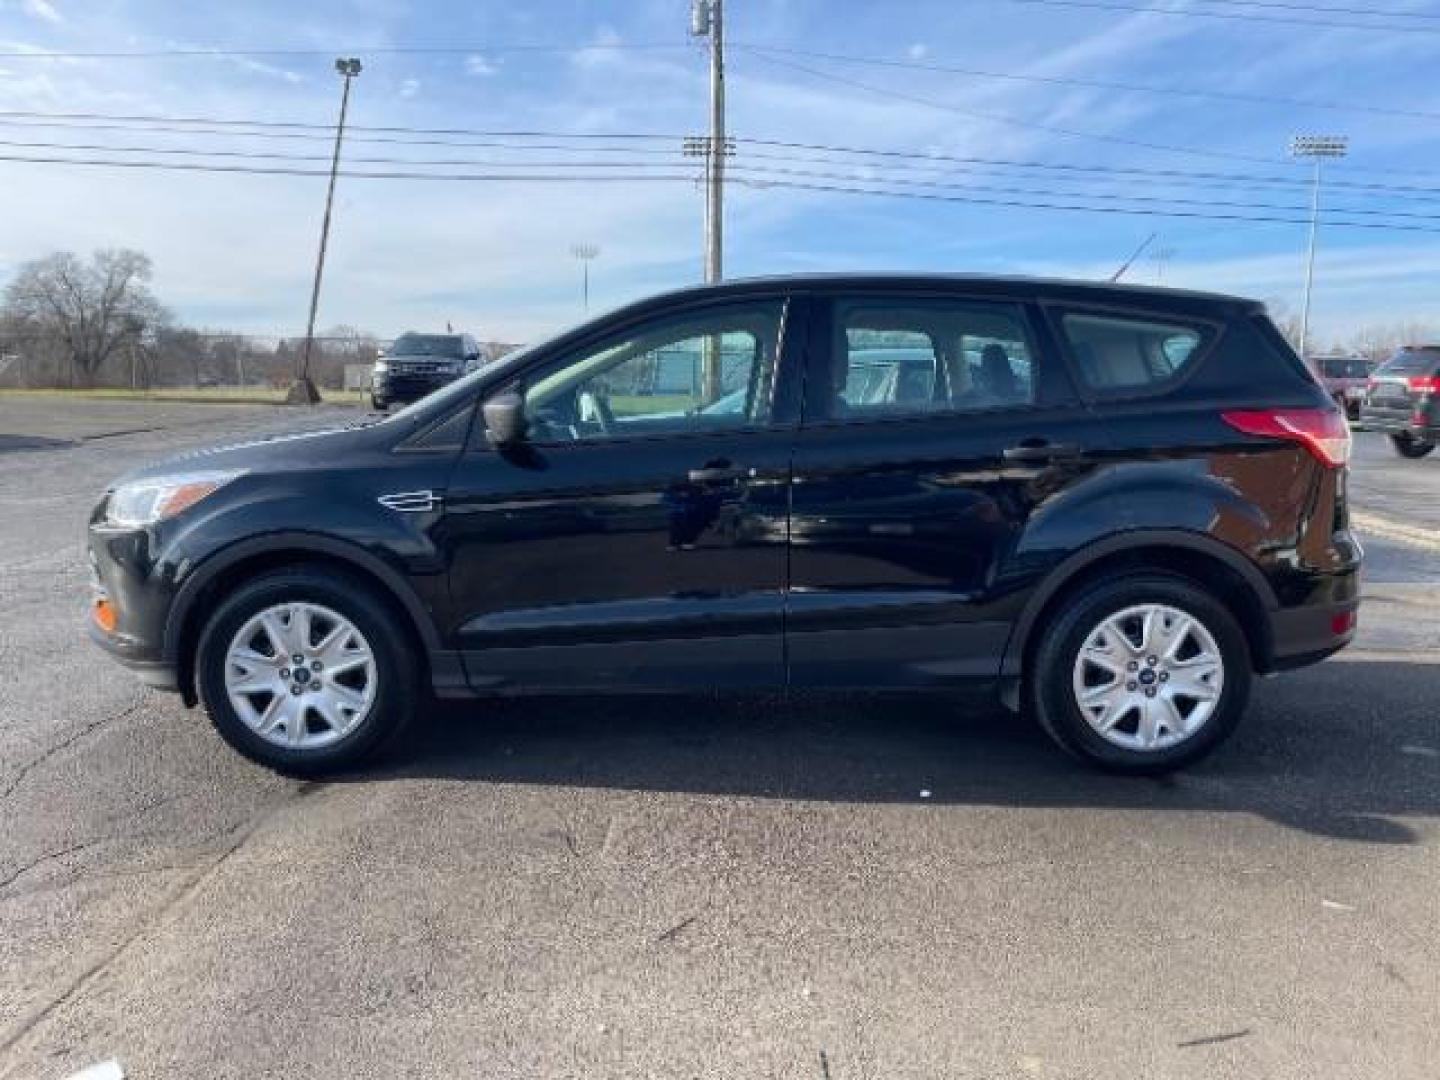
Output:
[
  {"xmin": 570, "ymin": 243, "xmax": 600, "ymax": 314},
  {"xmin": 291, "ymin": 57, "xmax": 362, "ymax": 405},
  {"xmin": 1290, "ymin": 134, "xmax": 1348, "ymax": 363}
]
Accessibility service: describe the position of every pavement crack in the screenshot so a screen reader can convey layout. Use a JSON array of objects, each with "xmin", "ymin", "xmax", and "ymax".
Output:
[
  {"xmin": 0, "ymin": 779, "xmax": 324, "ymax": 1062},
  {"xmin": 1177, "ymin": 1029, "xmax": 1251, "ymax": 1049},
  {"xmin": 0, "ymin": 696, "xmax": 147, "ymax": 801},
  {"xmin": 0, "ymin": 837, "xmax": 108, "ymax": 892}
]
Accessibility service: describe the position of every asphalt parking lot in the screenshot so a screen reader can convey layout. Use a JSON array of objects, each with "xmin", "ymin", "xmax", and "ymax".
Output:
[{"xmin": 1, "ymin": 398, "xmax": 1437, "ymax": 1080}]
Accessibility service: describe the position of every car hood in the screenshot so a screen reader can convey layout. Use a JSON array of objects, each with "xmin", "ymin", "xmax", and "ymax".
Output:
[{"xmin": 109, "ymin": 419, "xmax": 389, "ymax": 487}]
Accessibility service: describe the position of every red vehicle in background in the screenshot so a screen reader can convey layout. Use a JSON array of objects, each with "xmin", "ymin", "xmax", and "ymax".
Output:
[{"xmin": 1310, "ymin": 354, "xmax": 1370, "ymax": 421}]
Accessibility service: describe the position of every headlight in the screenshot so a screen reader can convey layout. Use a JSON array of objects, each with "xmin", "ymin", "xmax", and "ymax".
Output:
[
  {"xmin": 373, "ymin": 361, "xmax": 389, "ymax": 374},
  {"xmin": 106, "ymin": 469, "xmax": 245, "ymax": 527}
]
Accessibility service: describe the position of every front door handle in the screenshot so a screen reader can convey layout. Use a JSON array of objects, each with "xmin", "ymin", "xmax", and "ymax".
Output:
[
  {"xmin": 1002, "ymin": 441, "xmax": 1082, "ymax": 463},
  {"xmin": 687, "ymin": 465, "xmax": 747, "ymax": 483}
]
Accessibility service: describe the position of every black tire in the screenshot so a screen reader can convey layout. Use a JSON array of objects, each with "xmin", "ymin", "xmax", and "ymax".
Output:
[
  {"xmin": 1028, "ymin": 572, "xmax": 1252, "ymax": 774},
  {"xmin": 1390, "ymin": 433, "xmax": 1435, "ymax": 459},
  {"xmin": 195, "ymin": 567, "xmax": 418, "ymax": 775}
]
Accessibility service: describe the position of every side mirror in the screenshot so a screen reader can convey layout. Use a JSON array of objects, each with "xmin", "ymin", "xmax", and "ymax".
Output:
[{"xmin": 483, "ymin": 390, "xmax": 528, "ymax": 446}]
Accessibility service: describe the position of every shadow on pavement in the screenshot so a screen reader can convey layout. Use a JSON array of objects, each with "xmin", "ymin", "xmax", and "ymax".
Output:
[
  {"xmin": 354, "ymin": 659, "xmax": 1438, "ymax": 846},
  {"xmin": 0, "ymin": 434, "xmax": 75, "ymax": 453}
]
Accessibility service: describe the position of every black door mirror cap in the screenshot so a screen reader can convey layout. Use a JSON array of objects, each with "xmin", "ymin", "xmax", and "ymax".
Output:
[{"xmin": 483, "ymin": 390, "xmax": 529, "ymax": 446}]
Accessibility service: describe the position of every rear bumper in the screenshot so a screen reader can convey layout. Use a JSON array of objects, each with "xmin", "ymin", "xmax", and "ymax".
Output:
[
  {"xmin": 1360, "ymin": 407, "xmax": 1438, "ymax": 440},
  {"xmin": 1269, "ymin": 599, "xmax": 1359, "ymax": 670}
]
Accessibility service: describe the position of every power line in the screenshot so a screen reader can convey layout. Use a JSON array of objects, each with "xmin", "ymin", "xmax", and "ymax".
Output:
[
  {"xmin": 6, "ymin": 149, "xmax": 1440, "ymax": 233},
  {"xmin": 736, "ymin": 43, "xmax": 1440, "ymax": 123},
  {"xmin": 1116, "ymin": 0, "xmax": 1440, "ymax": 19},
  {"xmin": 0, "ymin": 138, "xmax": 693, "ymax": 170},
  {"xmin": 994, "ymin": 0, "xmax": 1440, "ymax": 34},
  {"xmin": 0, "ymin": 41, "xmax": 692, "ymax": 59},
  {"xmin": 736, "ymin": 47, "xmax": 1285, "ymax": 165},
  {"xmin": 14, "ymin": 133, "xmax": 1440, "ymax": 207},
  {"xmin": 0, "ymin": 108, "xmax": 685, "ymax": 140},
  {"xmin": 732, "ymin": 174, "xmax": 1440, "ymax": 234},
  {"xmin": 730, "ymin": 162, "xmax": 1440, "ymax": 223}
]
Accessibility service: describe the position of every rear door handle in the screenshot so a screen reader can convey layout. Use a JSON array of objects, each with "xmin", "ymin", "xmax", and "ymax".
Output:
[
  {"xmin": 1002, "ymin": 442, "xmax": 1083, "ymax": 463},
  {"xmin": 687, "ymin": 465, "xmax": 747, "ymax": 483}
]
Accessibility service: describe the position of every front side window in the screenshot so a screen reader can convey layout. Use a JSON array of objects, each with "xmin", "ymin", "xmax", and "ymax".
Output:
[
  {"xmin": 1060, "ymin": 312, "xmax": 1204, "ymax": 392},
  {"xmin": 822, "ymin": 300, "xmax": 1037, "ymax": 421},
  {"xmin": 523, "ymin": 301, "xmax": 783, "ymax": 442}
]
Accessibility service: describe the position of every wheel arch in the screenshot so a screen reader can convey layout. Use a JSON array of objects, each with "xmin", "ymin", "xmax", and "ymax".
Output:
[
  {"xmin": 165, "ymin": 532, "xmax": 442, "ymax": 706},
  {"xmin": 1000, "ymin": 530, "xmax": 1279, "ymax": 692}
]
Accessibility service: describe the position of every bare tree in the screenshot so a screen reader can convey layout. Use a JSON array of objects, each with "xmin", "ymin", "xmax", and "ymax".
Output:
[{"xmin": 2, "ymin": 249, "xmax": 167, "ymax": 386}]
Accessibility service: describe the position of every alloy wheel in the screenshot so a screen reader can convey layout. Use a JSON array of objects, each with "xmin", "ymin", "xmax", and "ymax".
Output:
[
  {"xmin": 1070, "ymin": 603, "xmax": 1224, "ymax": 752},
  {"xmin": 224, "ymin": 602, "xmax": 377, "ymax": 750}
]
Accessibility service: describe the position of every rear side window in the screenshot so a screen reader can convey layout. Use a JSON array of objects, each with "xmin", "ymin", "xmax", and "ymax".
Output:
[
  {"xmin": 1060, "ymin": 312, "xmax": 1204, "ymax": 393},
  {"xmin": 822, "ymin": 300, "xmax": 1037, "ymax": 420},
  {"xmin": 1377, "ymin": 349, "xmax": 1440, "ymax": 376}
]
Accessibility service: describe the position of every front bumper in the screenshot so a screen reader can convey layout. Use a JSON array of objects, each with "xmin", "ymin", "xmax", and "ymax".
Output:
[
  {"xmin": 86, "ymin": 516, "xmax": 183, "ymax": 693},
  {"xmin": 86, "ymin": 620, "xmax": 180, "ymax": 690},
  {"xmin": 372, "ymin": 370, "xmax": 459, "ymax": 404}
]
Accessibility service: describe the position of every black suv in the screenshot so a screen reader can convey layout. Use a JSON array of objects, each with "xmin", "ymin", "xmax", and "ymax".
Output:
[
  {"xmin": 371, "ymin": 331, "xmax": 483, "ymax": 410},
  {"xmin": 87, "ymin": 275, "xmax": 1359, "ymax": 775},
  {"xmin": 1359, "ymin": 346, "xmax": 1439, "ymax": 458}
]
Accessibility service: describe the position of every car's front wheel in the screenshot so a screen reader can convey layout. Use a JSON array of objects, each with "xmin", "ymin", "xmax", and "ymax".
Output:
[
  {"xmin": 1029, "ymin": 573, "xmax": 1251, "ymax": 773},
  {"xmin": 1390, "ymin": 433, "xmax": 1435, "ymax": 459},
  {"xmin": 196, "ymin": 567, "xmax": 417, "ymax": 775}
]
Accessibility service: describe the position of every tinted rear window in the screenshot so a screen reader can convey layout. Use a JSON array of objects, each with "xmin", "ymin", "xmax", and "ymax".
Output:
[
  {"xmin": 1319, "ymin": 356, "xmax": 1368, "ymax": 378},
  {"xmin": 1377, "ymin": 350, "xmax": 1440, "ymax": 376},
  {"xmin": 1060, "ymin": 312, "xmax": 1204, "ymax": 392},
  {"xmin": 391, "ymin": 333, "xmax": 464, "ymax": 357}
]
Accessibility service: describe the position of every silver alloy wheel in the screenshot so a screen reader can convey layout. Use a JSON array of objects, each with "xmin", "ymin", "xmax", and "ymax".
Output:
[
  {"xmin": 1070, "ymin": 602, "xmax": 1224, "ymax": 753},
  {"xmin": 224, "ymin": 602, "xmax": 377, "ymax": 750}
]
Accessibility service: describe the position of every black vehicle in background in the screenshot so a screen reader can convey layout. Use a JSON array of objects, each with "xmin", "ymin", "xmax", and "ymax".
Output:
[
  {"xmin": 371, "ymin": 331, "xmax": 483, "ymax": 410},
  {"xmin": 1360, "ymin": 346, "xmax": 1440, "ymax": 458},
  {"xmin": 87, "ymin": 274, "xmax": 1359, "ymax": 776}
]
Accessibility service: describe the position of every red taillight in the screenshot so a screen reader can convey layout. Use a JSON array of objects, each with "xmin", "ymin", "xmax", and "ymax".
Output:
[
  {"xmin": 1221, "ymin": 408, "xmax": 1351, "ymax": 468},
  {"xmin": 1406, "ymin": 375, "xmax": 1439, "ymax": 393}
]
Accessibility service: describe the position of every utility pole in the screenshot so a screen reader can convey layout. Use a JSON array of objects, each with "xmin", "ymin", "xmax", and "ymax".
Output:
[
  {"xmin": 1290, "ymin": 134, "xmax": 1348, "ymax": 364},
  {"xmin": 689, "ymin": 0, "xmax": 729, "ymax": 403},
  {"xmin": 571, "ymin": 243, "xmax": 600, "ymax": 314},
  {"xmin": 290, "ymin": 57, "xmax": 362, "ymax": 405},
  {"xmin": 690, "ymin": 0, "xmax": 726, "ymax": 284}
]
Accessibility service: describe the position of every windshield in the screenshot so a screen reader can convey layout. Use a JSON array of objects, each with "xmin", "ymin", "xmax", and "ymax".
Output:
[
  {"xmin": 389, "ymin": 333, "xmax": 465, "ymax": 358},
  {"xmin": 1377, "ymin": 349, "xmax": 1440, "ymax": 376}
]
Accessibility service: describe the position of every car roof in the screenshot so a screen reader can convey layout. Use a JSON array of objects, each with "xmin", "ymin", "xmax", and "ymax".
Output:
[{"xmin": 625, "ymin": 272, "xmax": 1261, "ymax": 310}]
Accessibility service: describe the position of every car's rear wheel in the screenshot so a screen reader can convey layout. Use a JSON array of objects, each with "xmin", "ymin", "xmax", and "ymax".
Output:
[
  {"xmin": 196, "ymin": 567, "xmax": 417, "ymax": 775},
  {"xmin": 1029, "ymin": 573, "xmax": 1251, "ymax": 774},
  {"xmin": 1390, "ymin": 433, "xmax": 1435, "ymax": 459}
]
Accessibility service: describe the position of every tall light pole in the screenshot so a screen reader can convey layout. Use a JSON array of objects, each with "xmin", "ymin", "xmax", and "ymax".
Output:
[
  {"xmin": 1290, "ymin": 134, "xmax": 1348, "ymax": 363},
  {"xmin": 291, "ymin": 57, "xmax": 362, "ymax": 405},
  {"xmin": 570, "ymin": 243, "xmax": 600, "ymax": 314}
]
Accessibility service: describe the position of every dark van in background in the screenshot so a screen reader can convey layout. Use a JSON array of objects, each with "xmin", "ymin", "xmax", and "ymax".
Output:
[{"xmin": 371, "ymin": 331, "xmax": 484, "ymax": 410}]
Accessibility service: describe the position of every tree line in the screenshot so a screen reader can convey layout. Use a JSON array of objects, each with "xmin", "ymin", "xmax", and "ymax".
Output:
[{"xmin": 0, "ymin": 248, "xmax": 385, "ymax": 391}]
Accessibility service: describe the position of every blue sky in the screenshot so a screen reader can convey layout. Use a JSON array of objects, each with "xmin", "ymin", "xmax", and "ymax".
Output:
[{"xmin": 3, "ymin": 0, "xmax": 1440, "ymax": 345}]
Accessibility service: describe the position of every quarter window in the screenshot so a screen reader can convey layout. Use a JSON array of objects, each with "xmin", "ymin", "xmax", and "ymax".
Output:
[
  {"xmin": 1060, "ymin": 312, "xmax": 1204, "ymax": 392},
  {"xmin": 523, "ymin": 302, "xmax": 783, "ymax": 442},
  {"xmin": 823, "ymin": 301, "xmax": 1037, "ymax": 420}
]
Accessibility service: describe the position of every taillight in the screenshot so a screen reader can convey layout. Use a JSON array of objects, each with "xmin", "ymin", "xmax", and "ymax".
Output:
[
  {"xmin": 1406, "ymin": 375, "xmax": 1439, "ymax": 393},
  {"xmin": 1221, "ymin": 408, "xmax": 1351, "ymax": 468}
]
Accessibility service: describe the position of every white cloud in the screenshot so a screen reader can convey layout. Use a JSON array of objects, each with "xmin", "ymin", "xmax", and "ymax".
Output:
[
  {"xmin": 22, "ymin": 0, "xmax": 62, "ymax": 24},
  {"xmin": 464, "ymin": 54, "xmax": 497, "ymax": 77},
  {"xmin": 398, "ymin": 78, "xmax": 420, "ymax": 99},
  {"xmin": 907, "ymin": 43, "xmax": 928, "ymax": 60}
]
